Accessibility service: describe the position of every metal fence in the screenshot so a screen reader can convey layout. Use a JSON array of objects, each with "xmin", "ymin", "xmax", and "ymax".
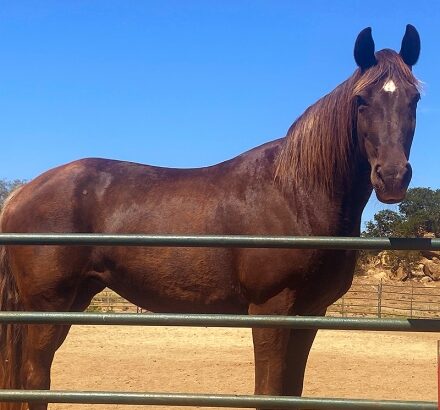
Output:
[
  {"xmin": 91, "ymin": 281, "xmax": 440, "ymax": 318},
  {"xmin": 328, "ymin": 281, "xmax": 440, "ymax": 318},
  {"xmin": 0, "ymin": 233, "xmax": 439, "ymax": 409}
]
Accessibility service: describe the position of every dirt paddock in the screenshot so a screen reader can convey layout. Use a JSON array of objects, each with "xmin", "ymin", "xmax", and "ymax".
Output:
[{"xmin": 48, "ymin": 324, "xmax": 439, "ymax": 410}]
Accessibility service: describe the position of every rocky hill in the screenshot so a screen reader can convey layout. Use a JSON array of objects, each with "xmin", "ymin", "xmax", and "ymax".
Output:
[{"xmin": 359, "ymin": 250, "xmax": 439, "ymax": 283}]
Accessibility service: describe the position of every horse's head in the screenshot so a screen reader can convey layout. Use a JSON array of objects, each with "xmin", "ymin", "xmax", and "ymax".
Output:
[{"xmin": 354, "ymin": 25, "xmax": 421, "ymax": 204}]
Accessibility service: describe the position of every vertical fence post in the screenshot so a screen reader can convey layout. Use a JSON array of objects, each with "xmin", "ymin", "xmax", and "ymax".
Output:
[
  {"xmin": 438, "ymin": 340, "xmax": 440, "ymax": 410},
  {"xmin": 341, "ymin": 296, "xmax": 345, "ymax": 317},
  {"xmin": 410, "ymin": 281, "xmax": 414, "ymax": 319},
  {"xmin": 377, "ymin": 280, "xmax": 383, "ymax": 318}
]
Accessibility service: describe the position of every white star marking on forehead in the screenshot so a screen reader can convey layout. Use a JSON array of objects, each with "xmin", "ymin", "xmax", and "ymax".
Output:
[{"xmin": 383, "ymin": 80, "xmax": 397, "ymax": 93}]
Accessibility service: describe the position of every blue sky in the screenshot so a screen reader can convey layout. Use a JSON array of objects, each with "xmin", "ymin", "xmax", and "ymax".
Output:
[{"xmin": 1, "ymin": 1, "xmax": 439, "ymax": 228}]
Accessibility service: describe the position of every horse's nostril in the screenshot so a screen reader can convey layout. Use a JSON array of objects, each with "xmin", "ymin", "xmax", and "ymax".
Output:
[
  {"xmin": 400, "ymin": 162, "xmax": 412, "ymax": 184},
  {"xmin": 393, "ymin": 162, "xmax": 411, "ymax": 180},
  {"xmin": 374, "ymin": 164, "xmax": 383, "ymax": 181},
  {"xmin": 374, "ymin": 163, "xmax": 412, "ymax": 183}
]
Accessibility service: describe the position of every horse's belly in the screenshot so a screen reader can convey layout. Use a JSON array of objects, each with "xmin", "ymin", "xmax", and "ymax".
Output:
[{"xmin": 96, "ymin": 247, "xmax": 247, "ymax": 314}]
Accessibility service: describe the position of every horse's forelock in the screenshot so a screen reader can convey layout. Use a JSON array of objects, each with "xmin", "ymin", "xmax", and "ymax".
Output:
[{"xmin": 353, "ymin": 49, "xmax": 421, "ymax": 96}]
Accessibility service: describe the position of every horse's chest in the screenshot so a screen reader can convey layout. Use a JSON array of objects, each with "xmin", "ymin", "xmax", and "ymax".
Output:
[
  {"xmin": 237, "ymin": 247, "xmax": 357, "ymax": 312},
  {"xmin": 293, "ymin": 250, "xmax": 357, "ymax": 314}
]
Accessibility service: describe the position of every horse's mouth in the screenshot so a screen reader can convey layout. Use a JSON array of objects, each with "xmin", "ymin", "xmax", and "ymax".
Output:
[{"xmin": 373, "ymin": 184, "xmax": 407, "ymax": 204}]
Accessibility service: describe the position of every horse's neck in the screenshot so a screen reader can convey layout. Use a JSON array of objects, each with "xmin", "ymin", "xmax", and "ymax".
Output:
[
  {"xmin": 283, "ymin": 152, "xmax": 372, "ymax": 236},
  {"xmin": 330, "ymin": 155, "xmax": 373, "ymax": 236},
  {"xmin": 340, "ymin": 165, "xmax": 373, "ymax": 235},
  {"xmin": 237, "ymin": 137, "xmax": 372, "ymax": 236}
]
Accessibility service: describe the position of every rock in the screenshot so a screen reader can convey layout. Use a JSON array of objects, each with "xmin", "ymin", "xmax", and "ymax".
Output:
[
  {"xmin": 421, "ymin": 276, "xmax": 433, "ymax": 283},
  {"xmin": 366, "ymin": 268, "xmax": 388, "ymax": 280},
  {"xmin": 373, "ymin": 271, "xmax": 388, "ymax": 280},
  {"xmin": 420, "ymin": 257, "xmax": 432, "ymax": 265},
  {"xmin": 420, "ymin": 250, "xmax": 440, "ymax": 260},
  {"xmin": 433, "ymin": 257, "xmax": 440, "ymax": 264},
  {"xmin": 378, "ymin": 251, "xmax": 392, "ymax": 268},
  {"xmin": 423, "ymin": 261, "xmax": 440, "ymax": 281},
  {"xmin": 394, "ymin": 265, "xmax": 408, "ymax": 281},
  {"xmin": 411, "ymin": 268, "xmax": 425, "ymax": 278},
  {"xmin": 423, "ymin": 264, "xmax": 433, "ymax": 279}
]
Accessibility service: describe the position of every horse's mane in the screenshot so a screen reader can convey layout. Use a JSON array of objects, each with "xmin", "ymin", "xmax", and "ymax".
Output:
[{"xmin": 274, "ymin": 49, "xmax": 420, "ymax": 194}]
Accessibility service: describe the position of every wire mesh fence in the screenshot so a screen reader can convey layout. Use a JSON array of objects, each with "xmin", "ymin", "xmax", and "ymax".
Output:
[
  {"xmin": 89, "ymin": 281, "xmax": 440, "ymax": 318},
  {"xmin": 328, "ymin": 281, "xmax": 440, "ymax": 318}
]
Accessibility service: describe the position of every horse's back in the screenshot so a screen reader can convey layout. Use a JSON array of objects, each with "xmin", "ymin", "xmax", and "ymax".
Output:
[
  {"xmin": 0, "ymin": 146, "xmax": 339, "ymax": 313},
  {"xmin": 2, "ymin": 157, "xmax": 225, "ymax": 231},
  {"xmin": 0, "ymin": 157, "xmax": 258, "ymax": 312}
]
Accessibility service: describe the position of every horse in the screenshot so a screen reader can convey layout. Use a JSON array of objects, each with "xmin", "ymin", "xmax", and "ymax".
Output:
[{"xmin": 0, "ymin": 25, "xmax": 421, "ymax": 410}]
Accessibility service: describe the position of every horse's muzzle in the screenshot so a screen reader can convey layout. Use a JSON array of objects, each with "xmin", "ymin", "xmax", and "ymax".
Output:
[{"xmin": 372, "ymin": 162, "xmax": 412, "ymax": 204}]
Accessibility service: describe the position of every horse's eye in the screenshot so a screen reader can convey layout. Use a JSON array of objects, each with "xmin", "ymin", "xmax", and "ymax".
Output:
[{"xmin": 356, "ymin": 95, "xmax": 368, "ymax": 107}]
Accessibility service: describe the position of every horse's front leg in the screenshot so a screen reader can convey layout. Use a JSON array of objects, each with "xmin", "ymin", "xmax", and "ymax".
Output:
[
  {"xmin": 249, "ymin": 288, "xmax": 295, "ymax": 408},
  {"xmin": 249, "ymin": 288, "xmax": 324, "ymax": 410},
  {"xmin": 283, "ymin": 317, "xmax": 324, "ymax": 397}
]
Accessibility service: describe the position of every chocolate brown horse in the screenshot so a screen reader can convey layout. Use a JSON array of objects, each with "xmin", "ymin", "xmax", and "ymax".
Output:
[{"xmin": 0, "ymin": 25, "xmax": 421, "ymax": 410}]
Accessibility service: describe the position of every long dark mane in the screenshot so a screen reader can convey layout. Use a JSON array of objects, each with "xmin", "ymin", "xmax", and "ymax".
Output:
[{"xmin": 275, "ymin": 49, "xmax": 420, "ymax": 193}]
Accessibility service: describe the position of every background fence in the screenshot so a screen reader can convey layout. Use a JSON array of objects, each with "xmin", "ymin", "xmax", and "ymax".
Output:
[
  {"xmin": 90, "ymin": 281, "xmax": 440, "ymax": 318},
  {"xmin": 329, "ymin": 281, "xmax": 440, "ymax": 318}
]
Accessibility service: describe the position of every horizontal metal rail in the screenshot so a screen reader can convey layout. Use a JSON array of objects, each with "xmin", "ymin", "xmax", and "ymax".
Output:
[
  {"xmin": 1, "ymin": 312, "xmax": 440, "ymax": 331},
  {"xmin": 0, "ymin": 234, "xmax": 438, "ymax": 408},
  {"xmin": 0, "ymin": 233, "xmax": 440, "ymax": 250},
  {"xmin": 0, "ymin": 390, "xmax": 435, "ymax": 409}
]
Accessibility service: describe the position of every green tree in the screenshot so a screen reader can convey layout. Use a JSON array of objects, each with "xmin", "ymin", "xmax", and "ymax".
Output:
[
  {"xmin": 0, "ymin": 179, "xmax": 25, "ymax": 208},
  {"xmin": 363, "ymin": 187, "xmax": 440, "ymax": 238},
  {"xmin": 397, "ymin": 188, "xmax": 440, "ymax": 236},
  {"xmin": 363, "ymin": 209, "xmax": 404, "ymax": 237},
  {"xmin": 359, "ymin": 187, "xmax": 440, "ymax": 276}
]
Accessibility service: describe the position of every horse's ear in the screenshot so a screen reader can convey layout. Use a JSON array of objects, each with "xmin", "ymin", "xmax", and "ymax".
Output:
[
  {"xmin": 400, "ymin": 24, "xmax": 420, "ymax": 67},
  {"xmin": 354, "ymin": 27, "xmax": 377, "ymax": 70}
]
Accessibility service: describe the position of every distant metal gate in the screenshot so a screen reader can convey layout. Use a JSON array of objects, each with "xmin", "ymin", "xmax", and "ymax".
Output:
[{"xmin": 0, "ymin": 233, "xmax": 438, "ymax": 409}]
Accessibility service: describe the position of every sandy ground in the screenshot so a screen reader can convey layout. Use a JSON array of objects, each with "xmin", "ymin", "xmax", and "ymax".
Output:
[{"xmin": 48, "ymin": 324, "xmax": 439, "ymax": 410}]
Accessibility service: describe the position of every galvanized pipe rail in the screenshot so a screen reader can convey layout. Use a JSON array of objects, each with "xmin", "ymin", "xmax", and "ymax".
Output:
[
  {"xmin": 0, "ymin": 390, "xmax": 436, "ymax": 409},
  {"xmin": 0, "ymin": 233, "xmax": 438, "ymax": 409},
  {"xmin": 0, "ymin": 311, "xmax": 440, "ymax": 332},
  {"xmin": 1, "ymin": 233, "xmax": 440, "ymax": 250}
]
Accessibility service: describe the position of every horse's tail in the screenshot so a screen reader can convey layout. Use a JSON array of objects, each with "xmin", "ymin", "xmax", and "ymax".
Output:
[{"xmin": 0, "ymin": 246, "xmax": 27, "ymax": 410}]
